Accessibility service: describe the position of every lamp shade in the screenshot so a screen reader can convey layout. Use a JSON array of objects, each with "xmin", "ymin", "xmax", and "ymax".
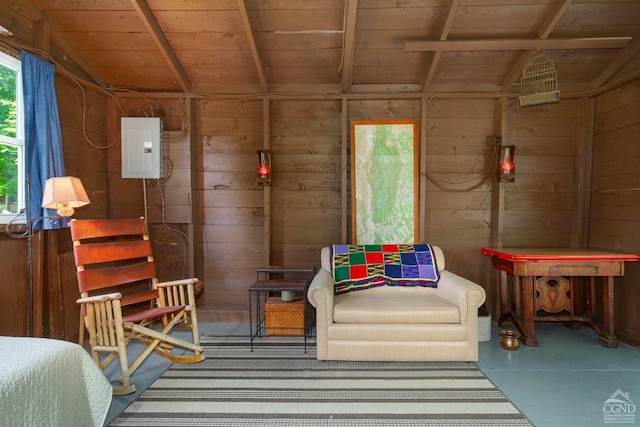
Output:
[{"xmin": 41, "ymin": 176, "xmax": 90, "ymax": 217}]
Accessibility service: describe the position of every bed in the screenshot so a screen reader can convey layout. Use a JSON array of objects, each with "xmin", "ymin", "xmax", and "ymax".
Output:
[{"xmin": 0, "ymin": 336, "xmax": 112, "ymax": 427}]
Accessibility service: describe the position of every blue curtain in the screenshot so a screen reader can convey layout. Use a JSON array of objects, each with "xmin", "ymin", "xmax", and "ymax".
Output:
[{"xmin": 21, "ymin": 51, "xmax": 67, "ymax": 230}]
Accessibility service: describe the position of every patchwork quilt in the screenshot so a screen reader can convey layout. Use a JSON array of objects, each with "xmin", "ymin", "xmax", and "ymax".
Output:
[{"xmin": 331, "ymin": 244, "xmax": 440, "ymax": 295}]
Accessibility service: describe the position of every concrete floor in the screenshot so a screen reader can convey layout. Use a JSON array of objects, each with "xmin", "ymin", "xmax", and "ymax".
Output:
[{"xmin": 477, "ymin": 322, "xmax": 640, "ymax": 427}]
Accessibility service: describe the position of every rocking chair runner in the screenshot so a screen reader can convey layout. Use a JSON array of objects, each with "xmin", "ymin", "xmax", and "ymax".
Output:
[{"xmin": 70, "ymin": 217, "xmax": 204, "ymax": 395}]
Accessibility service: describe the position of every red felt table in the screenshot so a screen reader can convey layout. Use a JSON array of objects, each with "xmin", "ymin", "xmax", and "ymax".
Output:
[{"xmin": 481, "ymin": 247, "xmax": 640, "ymax": 347}]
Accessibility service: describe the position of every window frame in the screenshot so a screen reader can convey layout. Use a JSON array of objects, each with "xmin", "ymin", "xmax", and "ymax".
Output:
[
  {"xmin": 350, "ymin": 119, "xmax": 419, "ymax": 244},
  {"xmin": 0, "ymin": 51, "xmax": 24, "ymax": 225}
]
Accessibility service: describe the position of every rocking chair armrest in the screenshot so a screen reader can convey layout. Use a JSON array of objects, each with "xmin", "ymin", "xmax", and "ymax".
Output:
[
  {"xmin": 157, "ymin": 278, "xmax": 200, "ymax": 307},
  {"xmin": 76, "ymin": 292, "xmax": 122, "ymax": 304},
  {"xmin": 157, "ymin": 278, "xmax": 199, "ymax": 288}
]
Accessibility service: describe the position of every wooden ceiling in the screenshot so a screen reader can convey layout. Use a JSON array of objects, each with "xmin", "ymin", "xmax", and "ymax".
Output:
[{"xmin": 2, "ymin": 0, "xmax": 640, "ymax": 97}]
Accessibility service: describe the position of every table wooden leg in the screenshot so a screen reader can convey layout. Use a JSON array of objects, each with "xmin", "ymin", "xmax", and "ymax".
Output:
[
  {"xmin": 518, "ymin": 276, "xmax": 540, "ymax": 346},
  {"xmin": 570, "ymin": 276, "xmax": 578, "ymax": 316},
  {"xmin": 514, "ymin": 275, "xmax": 522, "ymax": 315},
  {"xmin": 595, "ymin": 276, "xmax": 618, "ymax": 348},
  {"xmin": 565, "ymin": 276, "xmax": 582, "ymax": 330},
  {"xmin": 498, "ymin": 270, "xmax": 513, "ymax": 326},
  {"xmin": 582, "ymin": 276, "xmax": 595, "ymax": 315}
]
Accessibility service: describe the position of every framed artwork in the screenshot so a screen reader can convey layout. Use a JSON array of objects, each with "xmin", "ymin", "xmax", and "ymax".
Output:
[{"xmin": 350, "ymin": 120, "xmax": 419, "ymax": 244}]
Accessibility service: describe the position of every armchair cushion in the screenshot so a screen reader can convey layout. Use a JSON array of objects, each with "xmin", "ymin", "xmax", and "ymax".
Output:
[{"xmin": 333, "ymin": 287, "xmax": 459, "ymax": 324}]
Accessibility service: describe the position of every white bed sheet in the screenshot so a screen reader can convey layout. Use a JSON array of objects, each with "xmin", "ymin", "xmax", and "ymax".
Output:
[{"xmin": 0, "ymin": 336, "xmax": 112, "ymax": 427}]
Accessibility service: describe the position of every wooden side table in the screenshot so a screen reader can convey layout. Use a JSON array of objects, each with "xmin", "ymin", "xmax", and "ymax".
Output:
[
  {"xmin": 249, "ymin": 266, "xmax": 316, "ymax": 352},
  {"xmin": 481, "ymin": 247, "xmax": 639, "ymax": 347}
]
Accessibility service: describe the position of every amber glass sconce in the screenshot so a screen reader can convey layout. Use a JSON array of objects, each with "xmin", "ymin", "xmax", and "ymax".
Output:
[
  {"xmin": 257, "ymin": 150, "xmax": 271, "ymax": 185},
  {"xmin": 499, "ymin": 145, "xmax": 516, "ymax": 182}
]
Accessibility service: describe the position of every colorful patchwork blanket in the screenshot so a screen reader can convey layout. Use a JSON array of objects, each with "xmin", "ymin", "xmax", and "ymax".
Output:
[{"xmin": 331, "ymin": 244, "xmax": 440, "ymax": 295}]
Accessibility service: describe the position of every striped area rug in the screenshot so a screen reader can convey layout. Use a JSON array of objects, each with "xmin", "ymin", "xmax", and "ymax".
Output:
[{"xmin": 109, "ymin": 336, "xmax": 533, "ymax": 426}]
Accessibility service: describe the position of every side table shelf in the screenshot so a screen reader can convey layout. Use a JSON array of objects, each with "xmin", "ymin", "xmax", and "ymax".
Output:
[{"xmin": 249, "ymin": 266, "xmax": 316, "ymax": 352}]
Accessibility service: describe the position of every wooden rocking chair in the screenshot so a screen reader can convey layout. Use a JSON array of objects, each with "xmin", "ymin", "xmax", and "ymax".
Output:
[{"xmin": 70, "ymin": 217, "xmax": 204, "ymax": 395}]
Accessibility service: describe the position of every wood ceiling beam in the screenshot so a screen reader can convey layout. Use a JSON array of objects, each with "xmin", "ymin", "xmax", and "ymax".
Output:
[
  {"xmin": 592, "ymin": 38, "xmax": 640, "ymax": 89},
  {"xmin": 19, "ymin": 0, "xmax": 107, "ymax": 87},
  {"xmin": 537, "ymin": 0, "xmax": 574, "ymax": 40},
  {"xmin": 501, "ymin": 0, "xmax": 573, "ymax": 90},
  {"xmin": 238, "ymin": 0, "xmax": 268, "ymax": 93},
  {"xmin": 421, "ymin": 0, "xmax": 460, "ymax": 93},
  {"xmin": 48, "ymin": 26, "xmax": 108, "ymax": 87},
  {"xmin": 130, "ymin": 0, "xmax": 191, "ymax": 93},
  {"xmin": 406, "ymin": 37, "xmax": 632, "ymax": 52},
  {"xmin": 341, "ymin": 0, "xmax": 358, "ymax": 94}
]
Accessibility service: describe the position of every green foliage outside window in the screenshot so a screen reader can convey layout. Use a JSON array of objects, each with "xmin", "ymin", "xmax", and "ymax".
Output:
[{"xmin": 0, "ymin": 62, "xmax": 18, "ymax": 213}]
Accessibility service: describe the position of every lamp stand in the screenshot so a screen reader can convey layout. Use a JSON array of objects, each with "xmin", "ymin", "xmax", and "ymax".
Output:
[{"xmin": 25, "ymin": 177, "xmax": 34, "ymax": 337}]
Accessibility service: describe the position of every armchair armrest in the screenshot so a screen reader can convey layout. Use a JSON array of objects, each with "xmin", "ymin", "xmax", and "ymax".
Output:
[
  {"xmin": 436, "ymin": 270, "xmax": 486, "ymax": 323},
  {"xmin": 307, "ymin": 268, "xmax": 335, "ymax": 325},
  {"xmin": 307, "ymin": 268, "xmax": 335, "ymax": 360}
]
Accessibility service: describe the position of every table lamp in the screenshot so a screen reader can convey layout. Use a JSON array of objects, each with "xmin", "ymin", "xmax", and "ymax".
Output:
[{"xmin": 41, "ymin": 176, "xmax": 90, "ymax": 217}]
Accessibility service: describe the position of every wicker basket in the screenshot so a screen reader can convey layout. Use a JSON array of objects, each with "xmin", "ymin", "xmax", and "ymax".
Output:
[{"xmin": 265, "ymin": 296, "xmax": 304, "ymax": 336}]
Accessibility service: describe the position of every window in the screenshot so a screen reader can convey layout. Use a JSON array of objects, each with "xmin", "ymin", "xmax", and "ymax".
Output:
[
  {"xmin": 351, "ymin": 120, "xmax": 419, "ymax": 244},
  {"xmin": 0, "ymin": 51, "xmax": 23, "ymax": 223}
]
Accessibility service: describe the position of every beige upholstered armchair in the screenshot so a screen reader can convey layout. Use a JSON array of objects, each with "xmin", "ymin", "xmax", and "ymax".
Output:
[{"xmin": 307, "ymin": 244, "xmax": 486, "ymax": 361}]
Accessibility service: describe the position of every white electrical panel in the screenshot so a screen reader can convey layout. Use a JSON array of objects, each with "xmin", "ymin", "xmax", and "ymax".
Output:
[{"xmin": 121, "ymin": 117, "xmax": 163, "ymax": 179}]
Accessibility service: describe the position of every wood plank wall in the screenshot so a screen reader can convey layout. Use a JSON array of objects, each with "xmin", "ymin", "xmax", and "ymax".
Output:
[
  {"xmin": 57, "ymin": 75, "xmax": 109, "ymax": 215},
  {"xmin": 592, "ymin": 80, "xmax": 640, "ymax": 344},
  {"xmin": 5, "ymin": 66, "xmax": 639, "ymax": 344},
  {"xmin": 5, "ymin": 66, "xmax": 640, "ymax": 343},
  {"xmin": 101, "ymin": 94, "xmax": 638, "ymax": 332},
  {"xmin": 270, "ymin": 100, "xmax": 343, "ymax": 265},
  {"xmin": 197, "ymin": 98, "xmax": 264, "ymax": 318},
  {"xmin": 1, "ymin": 3, "xmax": 638, "ymax": 343},
  {"xmin": 0, "ymin": 236, "xmax": 28, "ymax": 335},
  {"xmin": 424, "ymin": 98, "xmax": 495, "ymax": 300},
  {"xmin": 106, "ymin": 96, "xmax": 194, "ymax": 283},
  {"xmin": 506, "ymin": 100, "xmax": 578, "ymax": 247}
]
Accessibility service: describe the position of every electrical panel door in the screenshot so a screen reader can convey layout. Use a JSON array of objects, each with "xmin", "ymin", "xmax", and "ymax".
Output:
[{"xmin": 121, "ymin": 117, "xmax": 163, "ymax": 179}]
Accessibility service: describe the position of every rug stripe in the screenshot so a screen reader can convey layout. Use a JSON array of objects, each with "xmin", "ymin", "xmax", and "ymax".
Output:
[
  {"xmin": 111, "ymin": 416, "xmax": 533, "ymax": 427},
  {"xmin": 136, "ymin": 389, "xmax": 508, "ymax": 402},
  {"xmin": 159, "ymin": 372, "xmax": 487, "ymax": 380},
  {"xmin": 119, "ymin": 401, "xmax": 525, "ymax": 415}
]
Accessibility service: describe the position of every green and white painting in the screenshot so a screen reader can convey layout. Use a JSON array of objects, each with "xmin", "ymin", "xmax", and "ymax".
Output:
[{"xmin": 351, "ymin": 120, "xmax": 418, "ymax": 244}]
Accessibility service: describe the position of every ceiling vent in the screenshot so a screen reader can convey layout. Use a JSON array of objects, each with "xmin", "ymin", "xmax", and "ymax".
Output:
[{"xmin": 518, "ymin": 54, "xmax": 560, "ymax": 107}]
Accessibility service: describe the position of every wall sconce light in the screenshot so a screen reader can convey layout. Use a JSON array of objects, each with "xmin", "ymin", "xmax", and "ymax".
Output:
[
  {"xmin": 41, "ymin": 176, "xmax": 90, "ymax": 217},
  {"xmin": 499, "ymin": 146, "xmax": 516, "ymax": 182},
  {"xmin": 257, "ymin": 150, "xmax": 271, "ymax": 185}
]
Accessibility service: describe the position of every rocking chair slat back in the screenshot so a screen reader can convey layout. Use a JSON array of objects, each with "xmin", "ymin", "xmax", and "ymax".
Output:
[
  {"xmin": 76, "ymin": 262, "xmax": 157, "ymax": 294},
  {"xmin": 73, "ymin": 239, "xmax": 154, "ymax": 265},
  {"xmin": 70, "ymin": 218, "xmax": 148, "ymax": 240}
]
